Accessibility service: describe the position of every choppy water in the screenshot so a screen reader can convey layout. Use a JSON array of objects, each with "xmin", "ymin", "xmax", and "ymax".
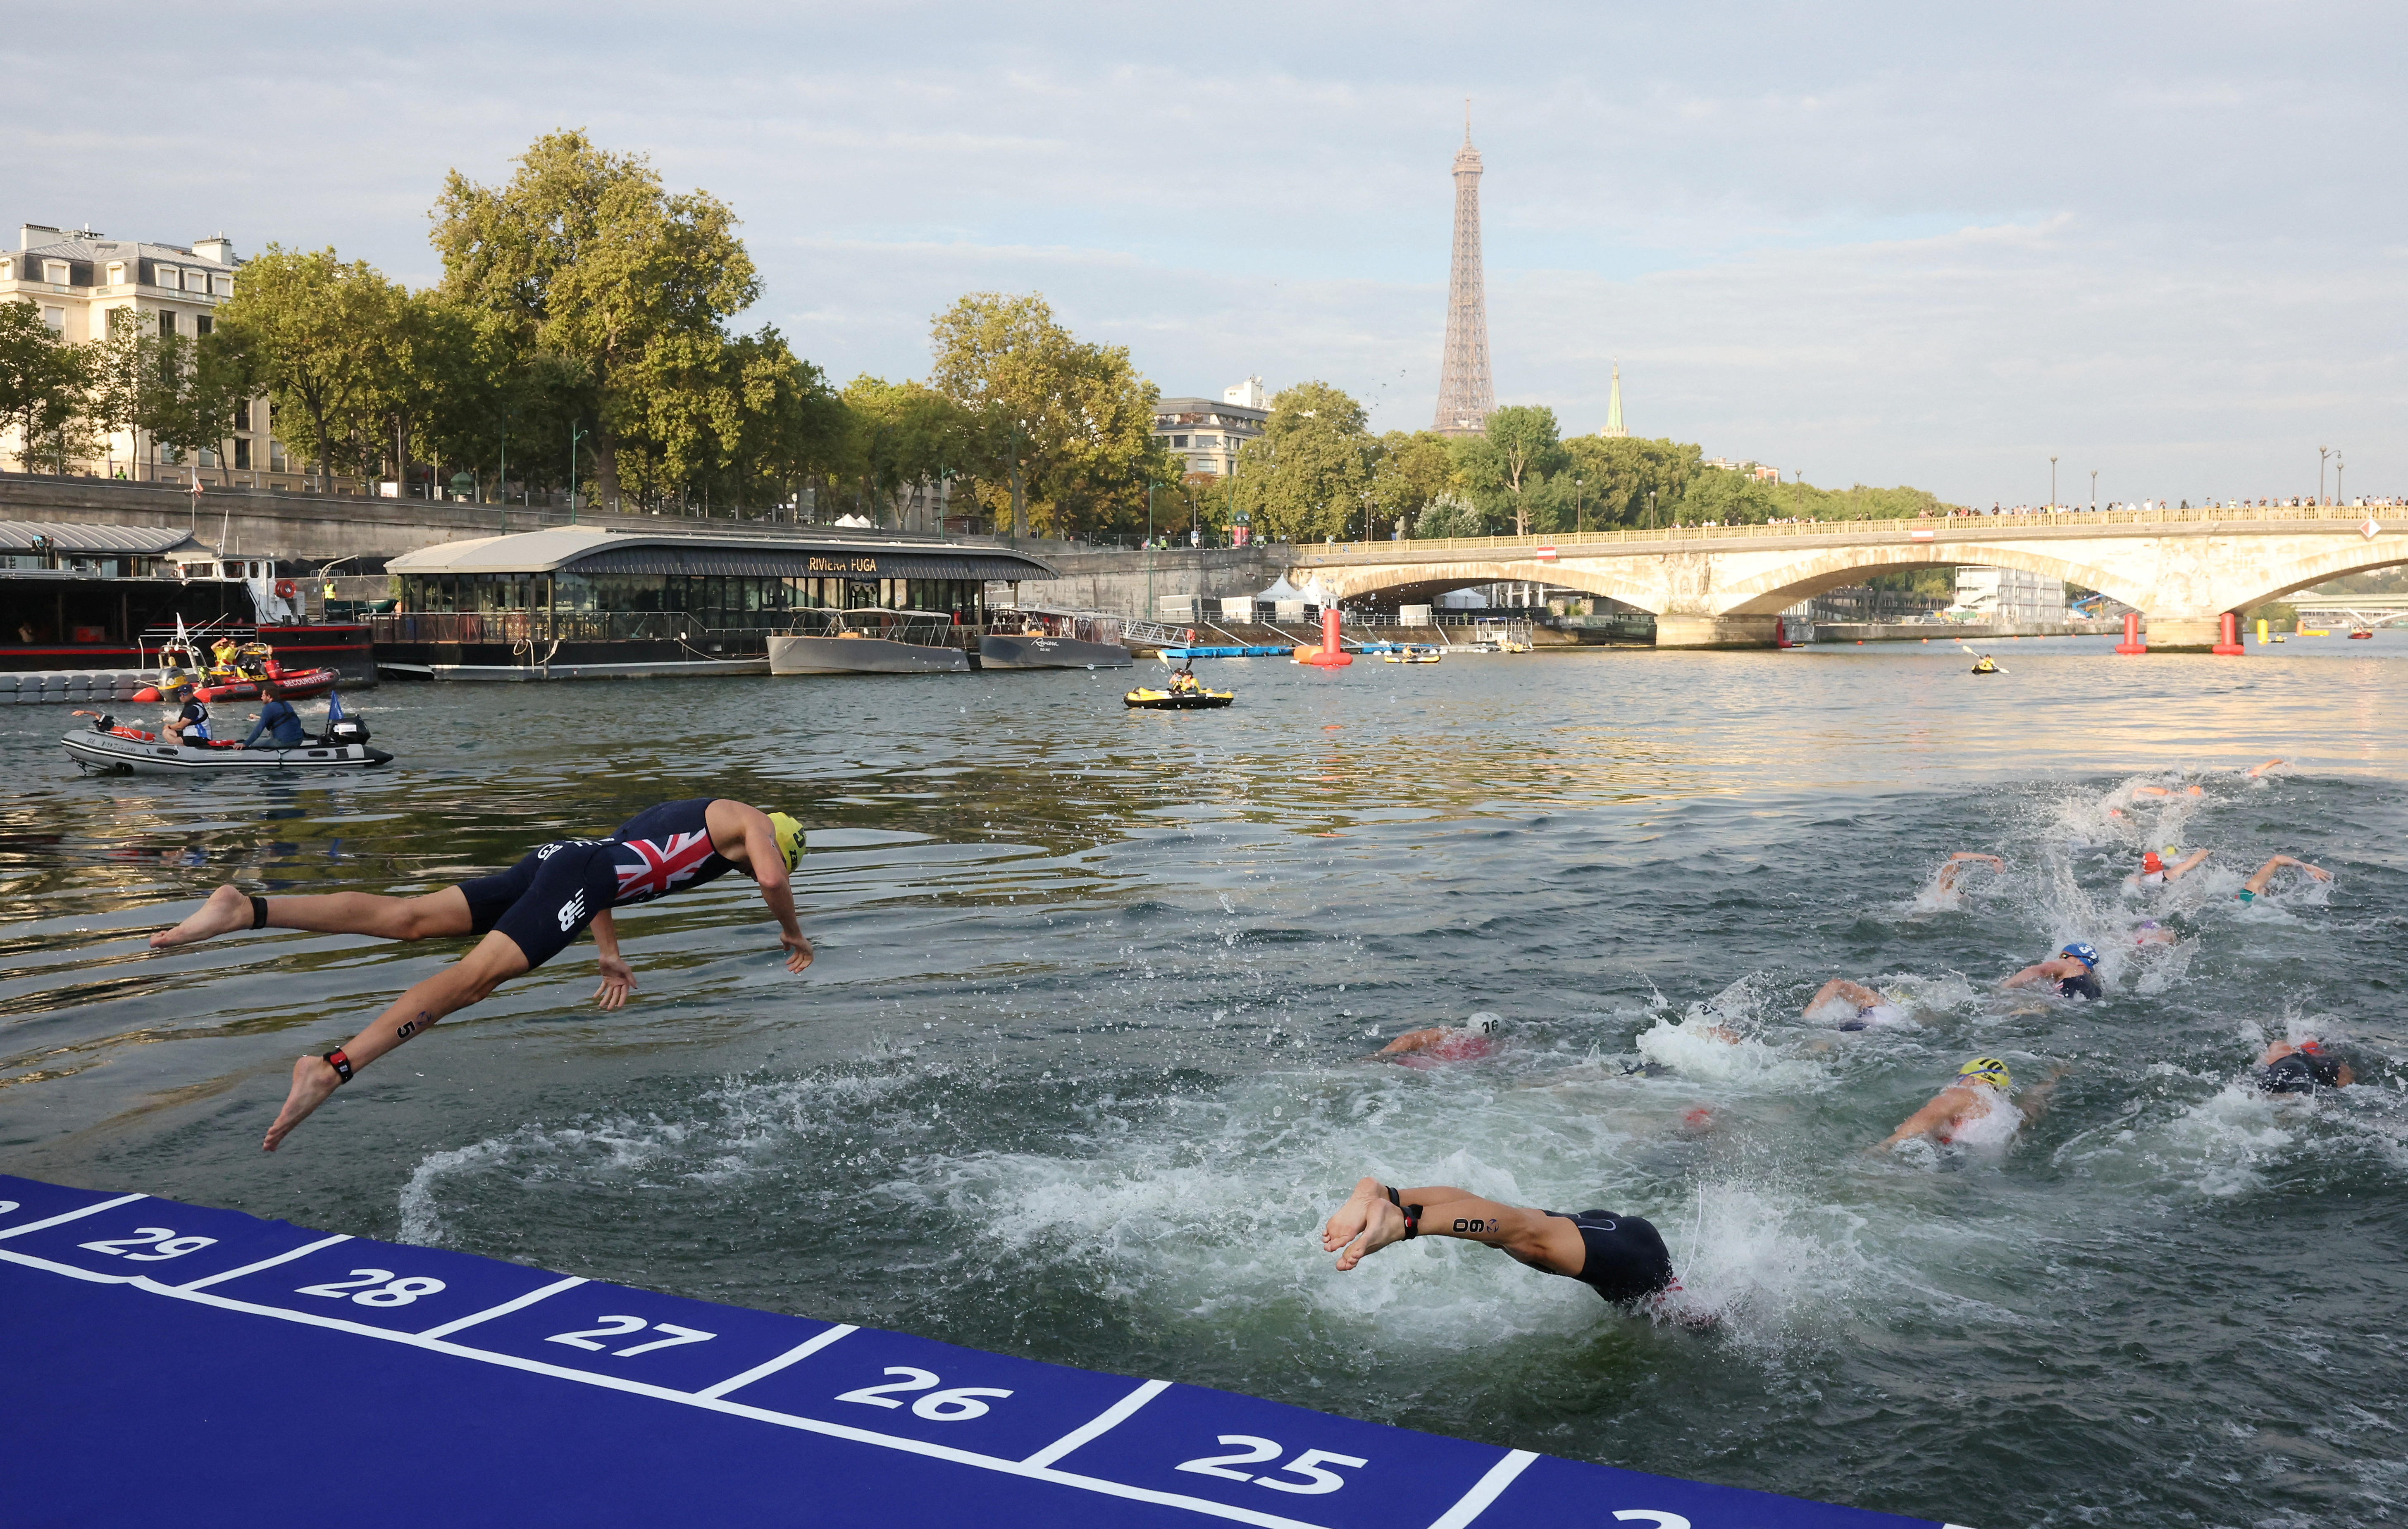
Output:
[{"xmin": 6, "ymin": 631, "xmax": 2407, "ymax": 1527}]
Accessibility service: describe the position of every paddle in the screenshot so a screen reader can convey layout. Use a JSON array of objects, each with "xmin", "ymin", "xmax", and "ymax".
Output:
[{"xmin": 1960, "ymin": 643, "xmax": 2007, "ymax": 673}]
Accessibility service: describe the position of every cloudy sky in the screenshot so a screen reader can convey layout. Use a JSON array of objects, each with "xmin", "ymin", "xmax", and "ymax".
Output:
[{"xmin": 14, "ymin": 2, "xmax": 2402, "ymax": 504}]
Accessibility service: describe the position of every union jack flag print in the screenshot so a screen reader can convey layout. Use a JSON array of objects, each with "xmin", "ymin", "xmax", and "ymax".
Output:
[{"xmin": 613, "ymin": 830, "xmax": 719, "ymax": 904}]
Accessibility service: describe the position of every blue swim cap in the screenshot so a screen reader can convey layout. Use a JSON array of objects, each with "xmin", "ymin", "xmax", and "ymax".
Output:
[{"xmin": 2062, "ymin": 942, "xmax": 2100, "ymax": 968}]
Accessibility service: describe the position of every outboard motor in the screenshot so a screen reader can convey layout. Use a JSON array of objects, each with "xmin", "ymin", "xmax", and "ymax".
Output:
[{"xmin": 326, "ymin": 715, "xmax": 370, "ymax": 744}]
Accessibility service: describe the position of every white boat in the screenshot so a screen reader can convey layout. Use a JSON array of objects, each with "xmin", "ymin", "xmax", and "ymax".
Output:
[
  {"xmin": 768, "ymin": 611, "xmax": 971, "ymax": 675},
  {"xmin": 64, "ymin": 724, "xmax": 393, "ymax": 775},
  {"xmin": 980, "ymin": 607, "xmax": 1131, "ymax": 670}
]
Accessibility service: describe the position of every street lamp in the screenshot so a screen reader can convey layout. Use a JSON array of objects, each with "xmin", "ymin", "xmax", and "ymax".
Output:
[
  {"xmin": 2049, "ymin": 455, "xmax": 2058, "ymax": 510},
  {"xmin": 1647, "ymin": 488, "xmax": 1656, "ymax": 530},
  {"xmin": 569, "ymin": 422, "xmax": 590, "ymax": 523},
  {"xmin": 1574, "ymin": 474, "xmax": 1585, "ymax": 533},
  {"xmin": 2334, "ymin": 451, "xmax": 2344, "ymax": 506},
  {"xmin": 2089, "ymin": 469, "xmax": 2098, "ymax": 511},
  {"xmin": 2319, "ymin": 445, "xmax": 2330, "ymax": 505}
]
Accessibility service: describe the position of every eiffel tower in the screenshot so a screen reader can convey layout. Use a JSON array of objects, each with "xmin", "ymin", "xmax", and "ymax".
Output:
[{"xmin": 1432, "ymin": 108, "xmax": 1495, "ymax": 437}]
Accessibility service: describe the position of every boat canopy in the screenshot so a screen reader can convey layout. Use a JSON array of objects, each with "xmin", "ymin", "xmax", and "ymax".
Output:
[{"xmin": 389, "ymin": 527, "xmax": 1058, "ymax": 583}]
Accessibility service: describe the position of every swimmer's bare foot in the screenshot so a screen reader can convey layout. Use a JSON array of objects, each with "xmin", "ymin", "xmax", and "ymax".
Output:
[
  {"xmin": 262, "ymin": 1053, "xmax": 343, "ymax": 1152},
  {"xmin": 153, "ymin": 885, "xmax": 254, "ymax": 950}
]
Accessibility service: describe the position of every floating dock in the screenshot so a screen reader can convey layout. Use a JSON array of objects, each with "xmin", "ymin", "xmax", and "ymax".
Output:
[{"xmin": 0, "ymin": 1175, "xmax": 1949, "ymax": 1529}]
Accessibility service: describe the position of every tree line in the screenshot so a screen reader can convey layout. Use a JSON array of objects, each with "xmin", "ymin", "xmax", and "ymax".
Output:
[
  {"xmin": 1, "ymin": 127, "xmax": 1949, "ymax": 542},
  {"xmin": 1223, "ymin": 385, "xmax": 1950, "ymax": 543}
]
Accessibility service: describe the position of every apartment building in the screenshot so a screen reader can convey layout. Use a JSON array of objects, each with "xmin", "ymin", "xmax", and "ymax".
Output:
[
  {"xmin": 1151, "ymin": 377, "xmax": 1268, "ymax": 479},
  {"xmin": 1, "ymin": 223, "xmax": 291, "ymax": 481}
]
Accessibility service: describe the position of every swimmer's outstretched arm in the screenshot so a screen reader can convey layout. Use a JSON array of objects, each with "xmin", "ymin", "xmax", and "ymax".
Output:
[
  {"xmin": 716, "ymin": 802, "xmax": 813, "ymax": 973},
  {"xmin": 2013, "ymin": 1065, "xmax": 2070, "ymax": 1120},
  {"xmin": 2245, "ymin": 758, "xmax": 2284, "ymax": 778},
  {"xmin": 2162, "ymin": 849, "xmax": 2212, "ymax": 881},
  {"xmin": 261, "ymin": 929, "xmax": 530, "ymax": 1153},
  {"xmin": 1322, "ymin": 1177, "xmax": 1584, "ymax": 1275},
  {"xmin": 1934, "ymin": 853, "xmax": 2005, "ymax": 892},
  {"xmin": 1374, "ymin": 1026, "xmax": 1451, "ymax": 1057},
  {"xmin": 1877, "ymin": 1087, "xmax": 1975, "ymax": 1148},
  {"xmin": 2243, "ymin": 855, "xmax": 2330, "ymax": 894},
  {"xmin": 1805, "ymin": 978, "xmax": 1883, "ymax": 1015},
  {"xmin": 589, "ymin": 910, "xmax": 636, "ymax": 1010}
]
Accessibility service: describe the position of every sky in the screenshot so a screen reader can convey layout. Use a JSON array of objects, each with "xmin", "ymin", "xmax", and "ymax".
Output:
[{"xmin": 11, "ymin": 1, "xmax": 2403, "ymax": 505}]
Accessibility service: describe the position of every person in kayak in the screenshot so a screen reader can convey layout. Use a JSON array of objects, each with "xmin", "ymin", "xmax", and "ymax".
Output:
[
  {"xmin": 2236, "ymin": 854, "xmax": 2331, "ymax": 905},
  {"xmin": 1168, "ymin": 661, "xmax": 1202, "ymax": 695},
  {"xmin": 148, "ymin": 798, "xmax": 811, "ymax": 1151},
  {"xmin": 237, "ymin": 683, "xmax": 310, "ymax": 750},
  {"xmin": 1321, "ymin": 1174, "xmax": 1681, "ymax": 1311},
  {"xmin": 2003, "ymin": 941, "xmax": 2103, "ymax": 998}
]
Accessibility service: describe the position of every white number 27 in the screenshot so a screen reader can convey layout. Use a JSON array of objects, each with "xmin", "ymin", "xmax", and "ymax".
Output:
[{"xmin": 1176, "ymin": 1436, "xmax": 1368, "ymax": 1496}]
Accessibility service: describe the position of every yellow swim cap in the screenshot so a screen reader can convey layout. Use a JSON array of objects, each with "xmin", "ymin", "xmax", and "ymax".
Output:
[
  {"xmin": 767, "ymin": 811, "xmax": 803, "ymax": 873},
  {"xmin": 1958, "ymin": 1057, "xmax": 2011, "ymax": 1091}
]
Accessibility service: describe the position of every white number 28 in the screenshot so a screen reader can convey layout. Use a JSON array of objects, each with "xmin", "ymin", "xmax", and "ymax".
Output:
[{"xmin": 1176, "ymin": 1436, "xmax": 1368, "ymax": 1496}]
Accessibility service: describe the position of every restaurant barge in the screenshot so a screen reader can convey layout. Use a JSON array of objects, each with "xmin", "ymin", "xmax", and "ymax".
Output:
[
  {"xmin": 2, "ymin": 522, "xmax": 374, "ymax": 681},
  {"xmin": 376, "ymin": 526, "xmax": 1063, "ymax": 680}
]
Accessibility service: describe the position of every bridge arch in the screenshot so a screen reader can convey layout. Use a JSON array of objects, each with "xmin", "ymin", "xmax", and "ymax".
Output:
[
  {"xmin": 1308, "ymin": 560, "xmax": 1671, "ymax": 614},
  {"xmin": 2219, "ymin": 545, "xmax": 2408, "ymax": 611},
  {"xmin": 1710, "ymin": 542, "xmax": 2154, "ymax": 616}
]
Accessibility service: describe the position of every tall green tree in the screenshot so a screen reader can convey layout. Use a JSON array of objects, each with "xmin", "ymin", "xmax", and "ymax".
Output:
[
  {"xmin": 839, "ymin": 374, "xmax": 971, "ymax": 530},
  {"xmin": 1560, "ymin": 434, "xmax": 1703, "ymax": 528},
  {"xmin": 218, "ymin": 247, "xmax": 405, "ymax": 486},
  {"xmin": 140, "ymin": 327, "xmax": 257, "ymax": 471},
  {"xmin": 1479, "ymin": 405, "xmax": 1564, "ymax": 536},
  {"xmin": 432, "ymin": 129, "xmax": 760, "ymax": 512},
  {"xmin": 1232, "ymin": 380, "xmax": 1373, "ymax": 543},
  {"xmin": 1369, "ymin": 429, "xmax": 1458, "ymax": 538},
  {"xmin": 0, "ymin": 301, "xmax": 91, "ymax": 474},
  {"xmin": 927, "ymin": 292, "xmax": 1166, "ymax": 539}
]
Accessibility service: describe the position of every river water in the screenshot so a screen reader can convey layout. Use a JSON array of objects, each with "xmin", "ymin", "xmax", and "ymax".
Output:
[{"xmin": 5, "ymin": 632, "xmax": 2406, "ymax": 1527}]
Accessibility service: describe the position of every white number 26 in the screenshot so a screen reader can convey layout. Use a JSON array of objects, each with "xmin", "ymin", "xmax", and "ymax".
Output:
[{"xmin": 1176, "ymin": 1436, "xmax": 1368, "ymax": 1496}]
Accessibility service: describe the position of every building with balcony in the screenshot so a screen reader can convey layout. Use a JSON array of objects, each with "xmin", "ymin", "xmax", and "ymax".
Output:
[
  {"xmin": 1151, "ymin": 378, "xmax": 1268, "ymax": 479},
  {"xmin": 1, "ymin": 223, "xmax": 295, "ymax": 484}
]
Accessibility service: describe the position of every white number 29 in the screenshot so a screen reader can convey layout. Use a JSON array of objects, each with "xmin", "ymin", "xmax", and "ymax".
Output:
[
  {"xmin": 1177, "ymin": 1436, "xmax": 1368, "ymax": 1496},
  {"xmin": 78, "ymin": 1227, "xmax": 219, "ymax": 1262}
]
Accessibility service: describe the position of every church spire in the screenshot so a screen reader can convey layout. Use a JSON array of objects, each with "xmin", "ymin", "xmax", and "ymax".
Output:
[{"xmin": 1600, "ymin": 362, "xmax": 1627, "ymax": 438}]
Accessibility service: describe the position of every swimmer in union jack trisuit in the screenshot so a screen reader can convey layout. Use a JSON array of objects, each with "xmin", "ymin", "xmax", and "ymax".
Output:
[{"xmin": 148, "ymin": 798, "xmax": 810, "ymax": 1151}]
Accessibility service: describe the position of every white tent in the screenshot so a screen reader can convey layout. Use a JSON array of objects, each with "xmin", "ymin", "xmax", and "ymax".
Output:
[{"xmin": 1254, "ymin": 575, "xmax": 1310, "ymax": 601}]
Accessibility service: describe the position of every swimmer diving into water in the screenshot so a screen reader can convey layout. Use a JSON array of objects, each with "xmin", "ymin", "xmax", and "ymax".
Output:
[
  {"xmin": 1322, "ymin": 1176, "xmax": 1680, "ymax": 1311},
  {"xmin": 148, "ymin": 798, "xmax": 811, "ymax": 1151},
  {"xmin": 2002, "ymin": 942, "xmax": 2103, "ymax": 999},
  {"xmin": 1878, "ymin": 1056, "xmax": 2063, "ymax": 1149}
]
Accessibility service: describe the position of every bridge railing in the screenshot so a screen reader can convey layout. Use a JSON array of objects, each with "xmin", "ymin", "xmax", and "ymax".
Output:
[{"xmin": 1291, "ymin": 503, "xmax": 2398, "ymax": 562}]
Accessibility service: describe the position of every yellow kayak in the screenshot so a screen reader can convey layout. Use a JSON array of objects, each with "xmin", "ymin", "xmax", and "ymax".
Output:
[{"xmin": 1125, "ymin": 687, "xmax": 1234, "ymax": 709}]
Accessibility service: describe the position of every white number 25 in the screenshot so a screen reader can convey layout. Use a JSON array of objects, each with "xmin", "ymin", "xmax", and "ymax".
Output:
[{"xmin": 1177, "ymin": 1436, "xmax": 1368, "ymax": 1496}]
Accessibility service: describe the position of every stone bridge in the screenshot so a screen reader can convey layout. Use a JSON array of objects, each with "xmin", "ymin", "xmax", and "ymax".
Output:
[{"xmin": 1289, "ymin": 507, "xmax": 2406, "ymax": 649}]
